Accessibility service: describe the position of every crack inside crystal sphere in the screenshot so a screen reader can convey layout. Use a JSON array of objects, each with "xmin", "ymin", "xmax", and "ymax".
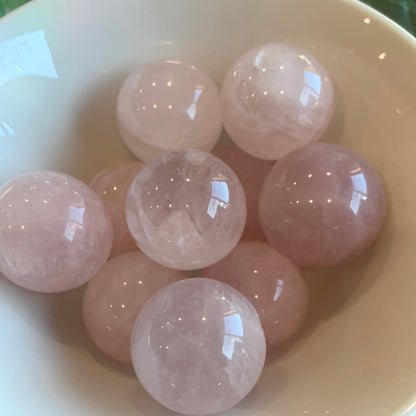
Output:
[
  {"xmin": 221, "ymin": 42, "xmax": 334, "ymax": 160},
  {"xmin": 131, "ymin": 278, "xmax": 266, "ymax": 415},
  {"xmin": 0, "ymin": 171, "xmax": 113, "ymax": 292},
  {"xmin": 117, "ymin": 60, "xmax": 222, "ymax": 162},
  {"xmin": 259, "ymin": 143, "xmax": 386, "ymax": 267},
  {"xmin": 83, "ymin": 251, "xmax": 185, "ymax": 363},
  {"xmin": 125, "ymin": 149, "xmax": 247, "ymax": 270}
]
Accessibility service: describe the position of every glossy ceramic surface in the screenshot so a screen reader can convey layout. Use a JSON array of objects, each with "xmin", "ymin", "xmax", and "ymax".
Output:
[
  {"xmin": 1, "ymin": 0, "xmax": 416, "ymax": 415},
  {"xmin": 2, "ymin": 1, "xmax": 415, "ymax": 36}
]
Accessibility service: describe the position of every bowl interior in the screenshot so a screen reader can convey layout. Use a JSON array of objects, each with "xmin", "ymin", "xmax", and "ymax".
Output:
[{"xmin": 1, "ymin": 0, "xmax": 416, "ymax": 415}]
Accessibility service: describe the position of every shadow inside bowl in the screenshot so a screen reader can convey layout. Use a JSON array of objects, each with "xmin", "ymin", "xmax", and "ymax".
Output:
[
  {"xmin": 129, "ymin": 384, "xmax": 179, "ymax": 416},
  {"xmin": 56, "ymin": 69, "xmax": 137, "ymax": 183},
  {"xmin": 128, "ymin": 364, "xmax": 289, "ymax": 416},
  {"xmin": 267, "ymin": 205, "xmax": 394, "ymax": 363},
  {"xmin": 319, "ymin": 75, "xmax": 345, "ymax": 145},
  {"xmin": 228, "ymin": 365, "xmax": 289, "ymax": 415}
]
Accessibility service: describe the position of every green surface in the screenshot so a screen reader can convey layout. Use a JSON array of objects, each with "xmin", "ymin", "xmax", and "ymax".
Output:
[
  {"xmin": 364, "ymin": 0, "xmax": 416, "ymax": 34},
  {"xmin": 0, "ymin": 0, "xmax": 415, "ymax": 35},
  {"xmin": 0, "ymin": 0, "xmax": 28, "ymax": 16}
]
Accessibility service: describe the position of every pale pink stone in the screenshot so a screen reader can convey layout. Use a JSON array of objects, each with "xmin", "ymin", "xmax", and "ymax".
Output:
[
  {"xmin": 131, "ymin": 278, "xmax": 266, "ymax": 415},
  {"xmin": 0, "ymin": 171, "xmax": 113, "ymax": 292},
  {"xmin": 259, "ymin": 143, "xmax": 386, "ymax": 268},
  {"xmin": 221, "ymin": 42, "xmax": 334, "ymax": 160},
  {"xmin": 203, "ymin": 241, "xmax": 308, "ymax": 348},
  {"xmin": 117, "ymin": 60, "xmax": 222, "ymax": 162},
  {"xmin": 82, "ymin": 251, "xmax": 184, "ymax": 363},
  {"xmin": 125, "ymin": 149, "xmax": 247, "ymax": 270},
  {"xmin": 90, "ymin": 161, "xmax": 144, "ymax": 257},
  {"xmin": 213, "ymin": 146, "xmax": 273, "ymax": 241}
]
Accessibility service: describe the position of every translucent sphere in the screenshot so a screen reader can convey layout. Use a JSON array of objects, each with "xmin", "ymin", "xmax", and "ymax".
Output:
[
  {"xmin": 259, "ymin": 143, "xmax": 386, "ymax": 268},
  {"xmin": 83, "ymin": 251, "xmax": 184, "ymax": 363},
  {"xmin": 213, "ymin": 146, "xmax": 273, "ymax": 241},
  {"xmin": 125, "ymin": 149, "xmax": 247, "ymax": 270},
  {"xmin": 117, "ymin": 60, "xmax": 222, "ymax": 162},
  {"xmin": 203, "ymin": 241, "xmax": 308, "ymax": 347},
  {"xmin": 90, "ymin": 161, "xmax": 144, "ymax": 257},
  {"xmin": 221, "ymin": 42, "xmax": 334, "ymax": 160},
  {"xmin": 131, "ymin": 278, "xmax": 266, "ymax": 415},
  {"xmin": 0, "ymin": 171, "xmax": 113, "ymax": 292}
]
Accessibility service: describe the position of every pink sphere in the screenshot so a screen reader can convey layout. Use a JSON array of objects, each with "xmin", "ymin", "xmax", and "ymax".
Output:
[
  {"xmin": 203, "ymin": 241, "xmax": 308, "ymax": 348},
  {"xmin": 117, "ymin": 60, "xmax": 222, "ymax": 162},
  {"xmin": 125, "ymin": 149, "xmax": 247, "ymax": 270},
  {"xmin": 82, "ymin": 251, "xmax": 184, "ymax": 363},
  {"xmin": 131, "ymin": 278, "xmax": 266, "ymax": 415},
  {"xmin": 213, "ymin": 146, "xmax": 273, "ymax": 241},
  {"xmin": 0, "ymin": 171, "xmax": 113, "ymax": 292},
  {"xmin": 90, "ymin": 161, "xmax": 144, "ymax": 257},
  {"xmin": 221, "ymin": 42, "xmax": 334, "ymax": 160},
  {"xmin": 259, "ymin": 143, "xmax": 386, "ymax": 268}
]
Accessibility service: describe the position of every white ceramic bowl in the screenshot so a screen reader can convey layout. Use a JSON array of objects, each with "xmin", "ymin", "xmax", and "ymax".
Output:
[{"xmin": 1, "ymin": 0, "xmax": 416, "ymax": 415}]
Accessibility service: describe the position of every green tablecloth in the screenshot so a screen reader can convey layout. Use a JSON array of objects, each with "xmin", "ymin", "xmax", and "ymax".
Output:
[{"xmin": 0, "ymin": 0, "xmax": 415, "ymax": 35}]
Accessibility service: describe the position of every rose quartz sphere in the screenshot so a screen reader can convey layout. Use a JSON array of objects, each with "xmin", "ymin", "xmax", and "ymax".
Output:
[
  {"xmin": 90, "ymin": 161, "xmax": 144, "ymax": 257},
  {"xmin": 221, "ymin": 42, "xmax": 334, "ymax": 160},
  {"xmin": 117, "ymin": 60, "xmax": 222, "ymax": 162},
  {"xmin": 83, "ymin": 251, "xmax": 184, "ymax": 363},
  {"xmin": 259, "ymin": 143, "xmax": 386, "ymax": 268},
  {"xmin": 203, "ymin": 241, "xmax": 308, "ymax": 348},
  {"xmin": 213, "ymin": 146, "xmax": 274, "ymax": 241},
  {"xmin": 125, "ymin": 149, "xmax": 247, "ymax": 270},
  {"xmin": 0, "ymin": 171, "xmax": 113, "ymax": 292},
  {"xmin": 131, "ymin": 278, "xmax": 266, "ymax": 415}
]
